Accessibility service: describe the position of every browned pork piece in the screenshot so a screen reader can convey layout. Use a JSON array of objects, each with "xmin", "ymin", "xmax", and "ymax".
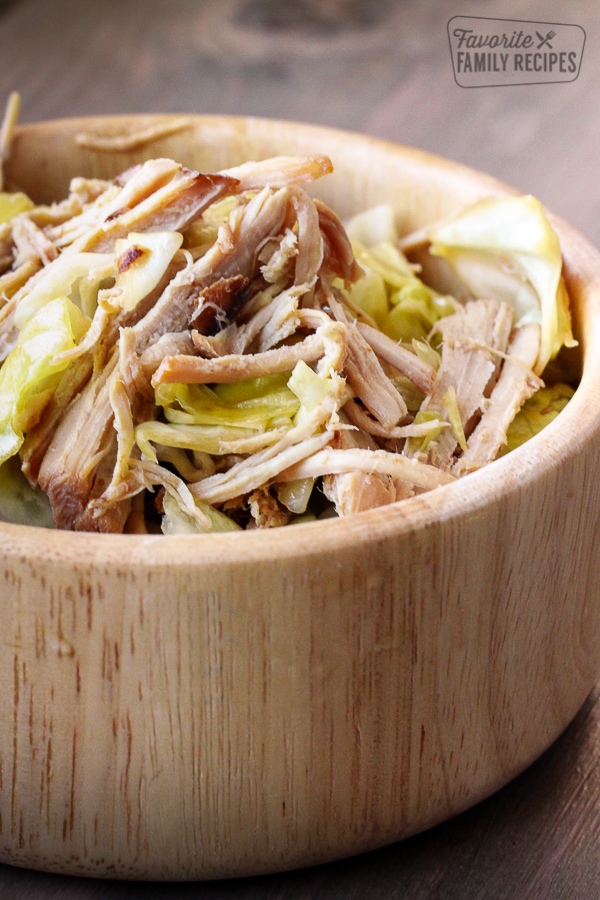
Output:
[
  {"xmin": 128, "ymin": 185, "xmax": 293, "ymax": 353},
  {"xmin": 37, "ymin": 352, "xmax": 128, "ymax": 532},
  {"xmin": 314, "ymin": 198, "xmax": 364, "ymax": 285},
  {"xmin": 248, "ymin": 486, "xmax": 292, "ymax": 528},
  {"xmin": 51, "ymin": 158, "xmax": 240, "ymax": 253},
  {"xmin": 0, "ymin": 223, "xmax": 12, "ymax": 274}
]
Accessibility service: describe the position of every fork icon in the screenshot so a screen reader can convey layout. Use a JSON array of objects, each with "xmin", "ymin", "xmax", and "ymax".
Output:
[{"xmin": 536, "ymin": 29, "xmax": 555, "ymax": 49}]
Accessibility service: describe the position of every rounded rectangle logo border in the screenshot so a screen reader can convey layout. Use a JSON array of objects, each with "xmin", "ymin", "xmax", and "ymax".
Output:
[{"xmin": 447, "ymin": 16, "xmax": 586, "ymax": 88}]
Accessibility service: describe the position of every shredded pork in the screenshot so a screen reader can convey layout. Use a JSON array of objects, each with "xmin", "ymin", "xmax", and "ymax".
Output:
[{"xmin": 0, "ymin": 139, "xmax": 563, "ymax": 534}]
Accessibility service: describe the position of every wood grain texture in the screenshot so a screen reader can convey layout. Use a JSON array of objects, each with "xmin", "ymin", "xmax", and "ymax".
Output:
[{"xmin": 0, "ymin": 0, "xmax": 599, "ymax": 895}]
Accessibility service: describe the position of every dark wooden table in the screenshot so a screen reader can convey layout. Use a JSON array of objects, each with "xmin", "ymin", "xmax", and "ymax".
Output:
[{"xmin": 0, "ymin": 0, "xmax": 599, "ymax": 896}]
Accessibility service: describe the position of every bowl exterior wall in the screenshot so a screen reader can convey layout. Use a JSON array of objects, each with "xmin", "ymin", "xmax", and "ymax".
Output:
[{"xmin": 2, "ymin": 452, "xmax": 600, "ymax": 879}]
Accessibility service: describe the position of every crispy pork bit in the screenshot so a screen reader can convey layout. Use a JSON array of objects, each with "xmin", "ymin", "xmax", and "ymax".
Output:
[
  {"xmin": 188, "ymin": 275, "xmax": 250, "ymax": 333},
  {"xmin": 80, "ymin": 166, "xmax": 240, "ymax": 254}
]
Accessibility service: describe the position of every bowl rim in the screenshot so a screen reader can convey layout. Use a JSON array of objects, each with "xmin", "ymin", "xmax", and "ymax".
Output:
[{"xmin": 2, "ymin": 113, "xmax": 600, "ymax": 565}]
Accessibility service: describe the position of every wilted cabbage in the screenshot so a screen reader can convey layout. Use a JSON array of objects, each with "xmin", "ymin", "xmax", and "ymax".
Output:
[{"xmin": 0, "ymin": 146, "xmax": 578, "ymax": 533}]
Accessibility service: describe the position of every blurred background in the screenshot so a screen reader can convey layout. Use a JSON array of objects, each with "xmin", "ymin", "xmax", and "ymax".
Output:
[{"xmin": 0, "ymin": 0, "xmax": 597, "ymax": 243}]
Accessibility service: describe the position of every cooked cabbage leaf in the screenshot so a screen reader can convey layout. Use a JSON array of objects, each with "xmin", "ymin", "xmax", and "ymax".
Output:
[
  {"xmin": 135, "ymin": 421, "xmax": 260, "ymax": 460},
  {"xmin": 288, "ymin": 359, "xmax": 333, "ymax": 424},
  {"xmin": 345, "ymin": 203, "xmax": 398, "ymax": 248},
  {"xmin": 501, "ymin": 383, "xmax": 575, "ymax": 455},
  {"xmin": 428, "ymin": 195, "xmax": 576, "ymax": 375},
  {"xmin": 155, "ymin": 373, "xmax": 300, "ymax": 431},
  {"xmin": 345, "ymin": 205, "xmax": 456, "ymax": 342},
  {"xmin": 161, "ymin": 491, "xmax": 241, "ymax": 535},
  {"xmin": 0, "ymin": 191, "xmax": 34, "ymax": 224},
  {"xmin": 275, "ymin": 476, "xmax": 316, "ymax": 514},
  {"xmin": 14, "ymin": 251, "xmax": 113, "ymax": 328},
  {"xmin": 140, "ymin": 372, "xmax": 303, "ymax": 462},
  {"xmin": 0, "ymin": 296, "xmax": 89, "ymax": 465}
]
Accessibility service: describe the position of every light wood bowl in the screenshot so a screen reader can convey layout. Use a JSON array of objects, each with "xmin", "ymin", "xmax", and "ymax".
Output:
[{"xmin": 1, "ymin": 115, "xmax": 600, "ymax": 881}]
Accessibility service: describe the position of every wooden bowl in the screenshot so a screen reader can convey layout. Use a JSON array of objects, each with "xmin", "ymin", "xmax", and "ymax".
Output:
[{"xmin": 1, "ymin": 115, "xmax": 600, "ymax": 881}]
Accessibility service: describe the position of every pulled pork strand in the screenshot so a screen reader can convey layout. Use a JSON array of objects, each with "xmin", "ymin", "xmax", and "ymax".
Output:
[{"xmin": 0, "ymin": 146, "xmax": 563, "ymax": 533}]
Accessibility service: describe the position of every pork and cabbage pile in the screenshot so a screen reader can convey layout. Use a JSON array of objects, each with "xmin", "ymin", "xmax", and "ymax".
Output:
[{"xmin": 0, "ymin": 135, "xmax": 576, "ymax": 532}]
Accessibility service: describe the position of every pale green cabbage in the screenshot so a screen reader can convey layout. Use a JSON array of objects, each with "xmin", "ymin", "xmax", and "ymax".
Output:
[
  {"xmin": 14, "ymin": 252, "xmax": 113, "ymax": 328},
  {"xmin": 345, "ymin": 206, "xmax": 456, "ymax": 343},
  {"xmin": 287, "ymin": 359, "xmax": 335, "ymax": 423},
  {"xmin": 135, "ymin": 421, "xmax": 261, "ymax": 460},
  {"xmin": 137, "ymin": 372, "xmax": 301, "ymax": 464},
  {"xmin": 275, "ymin": 476, "xmax": 316, "ymax": 514},
  {"xmin": 161, "ymin": 491, "xmax": 241, "ymax": 534},
  {"xmin": 0, "ymin": 296, "xmax": 89, "ymax": 465},
  {"xmin": 154, "ymin": 373, "xmax": 300, "ymax": 431},
  {"xmin": 501, "ymin": 383, "xmax": 575, "ymax": 455},
  {"xmin": 0, "ymin": 191, "xmax": 34, "ymax": 224},
  {"xmin": 428, "ymin": 194, "xmax": 576, "ymax": 374}
]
